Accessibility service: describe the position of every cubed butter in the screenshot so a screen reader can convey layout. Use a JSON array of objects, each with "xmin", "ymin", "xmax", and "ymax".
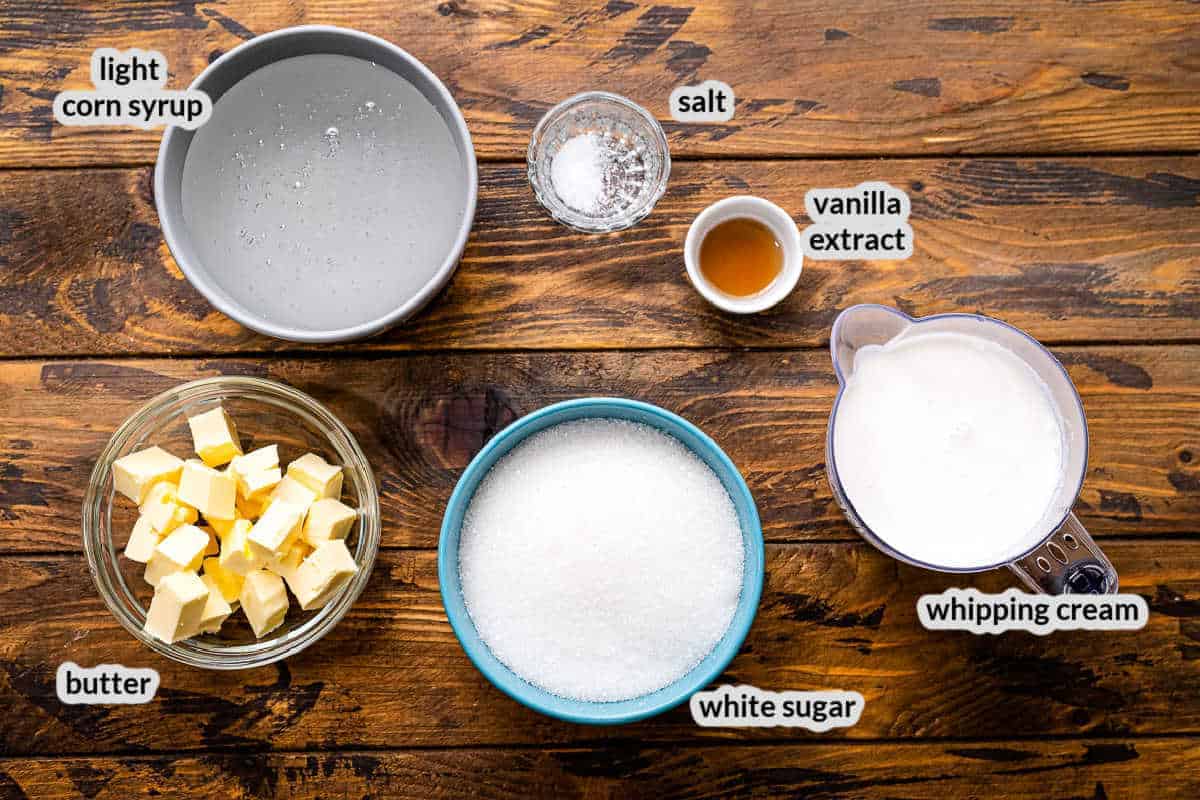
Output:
[
  {"xmin": 124, "ymin": 515, "xmax": 161, "ymax": 563},
  {"xmin": 302, "ymin": 498, "xmax": 357, "ymax": 547},
  {"xmin": 187, "ymin": 406, "xmax": 243, "ymax": 467},
  {"xmin": 239, "ymin": 466, "xmax": 281, "ymax": 500},
  {"xmin": 240, "ymin": 569, "xmax": 289, "ymax": 638},
  {"xmin": 201, "ymin": 527, "xmax": 220, "ymax": 556},
  {"xmin": 267, "ymin": 540, "xmax": 311, "ymax": 586},
  {"xmin": 144, "ymin": 524, "xmax": 209, "ymax": 586},
  {"xmin": 143, "ymin": 571, "xmax": 209, "ymax": 644},
  {"xmin": 218, "ymin": 518, "xmax": 261, "ymax": 576},
  {"xmin": 198, "ymin": 574, "xmax": 234, "ymax": 633},
  {"xmin": 269, "ymin": 475, "xmax": 318, "ymax": 511},
  {"xmin": 202, "ymin": 557, "xmax": 245, "ymax": 604},
  {"xmin": 178, "ymin": 459, "xmax": 237, "ymax": 521},
  {"xmin": 287, "ymin": 453, "xmax": 343, "ymax": 500},
  {"xmin": 248, "ymin": 500, "xmax": 305, "ymax": 560},
  {"xmin": 291, "ymin": 539, "xmax": 358, "ymax": 611},
  {"xmin": 237, "ymin": 492, "xmax": 268, "ymax": 520},
  {"xmin": 113, "ymin": 446, "xmax": 183, "ymax": 504},
  {"xmin": 207, "ymin": 512, "xmax": 243, "ymax": 539},
  {"xmin": 140, "ymin": 482, "xmax": 198, "ymax": 535},
  {"xmin": 230, "ymin": 445, "xmax": 280, "ymax": 496}
]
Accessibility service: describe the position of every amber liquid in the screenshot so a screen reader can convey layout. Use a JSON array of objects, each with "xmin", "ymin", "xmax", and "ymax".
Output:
[{"xmin": 698, "ymin": 217, "xmax": 783, "ymax": 297}]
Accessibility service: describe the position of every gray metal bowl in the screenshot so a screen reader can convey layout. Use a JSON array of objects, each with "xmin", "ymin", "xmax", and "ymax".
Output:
[{"xmin": 155, "ymin": 25, "xmax": 477, "ymax": 343}]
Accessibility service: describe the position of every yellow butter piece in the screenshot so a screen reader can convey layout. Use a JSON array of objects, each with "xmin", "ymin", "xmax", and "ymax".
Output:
[
  {"xmin": 302, "ymin": 498, "xmax": 357, "ymax": 547},
  {"xmin": 269, "ymin": 475, "xmax": 318, "ymax": 512},
  {"xmin": 267, "ymin": 540, "xmax": 311, "ymax": 586},
  {"xmin": 248, "ymin": 500, "xmax": 305, "ymax": 560},
  {"xmin": 124, "ymin": 515, "xmax": 161, "ymax": 564},
  {"xmin": 217, "ymin": 518, "xmax": 261, "ymax": 576},
  {"xmin": 198, "ymin": 574, "xmax": 234, "ymax": 634},
  {"xmin": 287, "ymin": 453, "xmax": 344, "ymax": 500},
  {"xmin": 201, "ymin": 527, "xmax": 219, "ymax": 556},
  {"xmin": 144, "ymin": 524, "xmax": 209, "ymax": 587},
  {"xmin": 290, "ymin": 539, "xmax": 358, "ymax": 611},
  {"xmin": 140, "ymin": 482, "xmax": 198, "ymax": 535},
  {"xmin": 239, "ymin": 466, "xmax": 282, "ymax": 500},
  {"xmin": 178, "ymin": 459, "xmax": 237, "ymax": 521},
  {"xmin": 240, "ymin": 569, "xmax": 289, "ymax": 638},
  {"xmin": 143, "ymin": 571, "xmax": 209, "ymax": 644},
  {"xmin": 113, "ymin": 446, "xmax": 183, "ymax": 505},
  {"xmin": 207, "ymin": 512, "xmax": 243, "ymax": 539},
  {"xmin": 187, "ymin": 406, "xmax": 243, "ymax": 467},
  {"xmin": 236, "ymin": 493, "xmax": 268, "ymax": 521},
  {"xmin": 202, "ymin": 557, "xmax": 245, "ymax": 604}
]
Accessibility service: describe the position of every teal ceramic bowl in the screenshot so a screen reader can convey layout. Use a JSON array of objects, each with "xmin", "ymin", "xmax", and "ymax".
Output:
[{"xmin": 438, "ymin": 397, "xmax": 764, "ymax": 724}]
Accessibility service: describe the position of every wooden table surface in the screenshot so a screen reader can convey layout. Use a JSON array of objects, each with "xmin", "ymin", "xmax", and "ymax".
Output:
[{"xmin": 2, "ymin": 2, "xmax": 1199, "ymax": 797}]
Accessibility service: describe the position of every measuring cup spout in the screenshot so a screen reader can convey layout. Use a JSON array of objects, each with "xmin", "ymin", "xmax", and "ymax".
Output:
[{"xmin": 829, "ymin": 304, "xmax": 914, "ymax": 384}]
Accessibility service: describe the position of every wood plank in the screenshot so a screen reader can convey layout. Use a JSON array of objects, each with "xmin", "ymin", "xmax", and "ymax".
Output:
[
  {"xmin": 1, "ymin": 349, "xmax": 1197, "ymax": 553},
  {"xmin": 1, "ymin": 158, "xmax": 1198, "ymax": 357},
  {"xmin": 2, "ymin": 541, "xmax": 1199, "ymax": 754},
  {"xmin": 3, "ymin": 738, "xmax": 1196, "ymax": 799},
  {"xmin": 1, "ymin": 1, "xmax": 1198, "ymax": 166}
]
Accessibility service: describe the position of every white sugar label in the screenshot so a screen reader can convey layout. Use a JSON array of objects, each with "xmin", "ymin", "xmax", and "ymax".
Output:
[
  {"xmin": 53, "ymin": 48, "xmax": 211, "ymax": 129},
  {"xmin": 918, "ymin": 588, "xmax": 1149, "ymax": 635},
  {"xmin": 802, "ymin": 181, "xmax": 913, "ymax": 260},
  {"xmin": 56, "ymin": 662, "xmax": 159, "ymax": 704},
  {"xmin": 691, "ymin": 685, "xmax": 864, "ymax": 731}
]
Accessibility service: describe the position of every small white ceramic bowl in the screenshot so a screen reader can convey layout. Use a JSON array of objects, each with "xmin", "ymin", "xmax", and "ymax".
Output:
[{"xmin": 684, "ymin": 196, "xmax": 803, "ymax": 314}]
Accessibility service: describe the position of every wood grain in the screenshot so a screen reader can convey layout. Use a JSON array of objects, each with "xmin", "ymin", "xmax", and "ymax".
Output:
[
  {"xmin": 1, "ymin": 349, "xmax": 1197, "ymax": 553},
  {"xmin": 2, "ymin": 542, "xmax": 1199, "ymax": 754},
  {"xmin": 3, "ymin": 738, "xmax": 1196, "ymax": 798},
  {"xmin": 0, "ymin": 158, "xmax": 1198, "ymax": 357},
  {"xmin": 1, "ymin": 1, "xmax": 1198, "ymax": 166}
]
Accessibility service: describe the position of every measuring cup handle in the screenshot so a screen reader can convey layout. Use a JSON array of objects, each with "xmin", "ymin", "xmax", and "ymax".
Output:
[{"xmin": 1007, "ymin": 513, "xmax": 1119, "ymax": 594}]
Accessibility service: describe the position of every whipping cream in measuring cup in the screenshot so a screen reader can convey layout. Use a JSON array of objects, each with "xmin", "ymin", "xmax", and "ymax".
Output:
[{"xmin": 831, "ymin": 331, "xmax": 1066, "ymax": 569}]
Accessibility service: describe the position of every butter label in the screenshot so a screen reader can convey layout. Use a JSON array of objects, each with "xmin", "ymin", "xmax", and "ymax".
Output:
[{"xmin": 56, "ymin": 662, "xmax": 159, "ymax": 705}]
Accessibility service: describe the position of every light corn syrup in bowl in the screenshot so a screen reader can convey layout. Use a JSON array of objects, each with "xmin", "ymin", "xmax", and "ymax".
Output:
[{"xmin": 178, "ymin": 48, "xmax": 469, "ymax": 336}]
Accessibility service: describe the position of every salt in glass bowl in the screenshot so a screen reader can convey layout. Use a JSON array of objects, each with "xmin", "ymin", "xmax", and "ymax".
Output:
[
  {"xmin": 83, "ymin": 377, "xmax": 380, "ymax": 669},
  {"xmin": 438, "ymin": 397, "xmax": 763, "ymax": 724},
  {"xmin": 527, "ymin": 92, "xmax": 671, "ymax": 233}
]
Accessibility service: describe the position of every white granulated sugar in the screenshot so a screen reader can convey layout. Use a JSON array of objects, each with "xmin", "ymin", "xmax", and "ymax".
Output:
[
  {"xmin": 458, "ymin": 418, "xmax": 744, "ymax": 703},
  {"xmin": 550, "ymin": 133, "xmax": 609, "ymax": 214}
]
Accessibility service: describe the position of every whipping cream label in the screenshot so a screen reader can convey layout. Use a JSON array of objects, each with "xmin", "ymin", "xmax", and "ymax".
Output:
[
  {"xmin": 53, "ymin": 48, "xmax": 212, "ymax": 129},
  {"xmin": 802, "ymin": 181, "xmax": 913, "ymax": 260},
  {"xmin": 918, "ymin": 588, "xmax": 1149, "ymax": 635},
  {"xmin": 691, "ymin": 684, "xmax": 864, "ymax": 731},
  {"xmin": 56, "ymin": 662, "xmax": 159, "ymax": 704}
]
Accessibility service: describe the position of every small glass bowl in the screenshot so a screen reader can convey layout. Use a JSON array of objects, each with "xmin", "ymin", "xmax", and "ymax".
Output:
[
  {"xmin": 83, "ymin": 377, "xmax": 380, "ymax": 670},
  {"xmin": 527, "ymin": 91, "xmax": 671, "ymax": 233}
]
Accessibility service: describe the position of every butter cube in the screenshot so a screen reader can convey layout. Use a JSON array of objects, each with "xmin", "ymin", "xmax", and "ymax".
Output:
[
  {"xmin": 144, "ymin": 571, "xmax": 209, "ymax": 644},
  {"xmin": 218, "ymin": 519, "xmax": 261, "ymax": 576},
  {"xmin": 144, "ymin": 524, "xmax": 209, "ymax": 586},
  {"xmin": 113, "ymin": 446, "xmax": 183, "ymax": 504},
  {"xmin": 287, "ymin": 453, "xmax": 343, "ymax": 500},
  {"xmin": 231, "ymin": 444, "xmax": 279, "ymax": 475},
  {"xmin": 302, "ymin": 498, "xmax": 357, "ymax": 547},
  {"xmin": 140, "ymin": 482, "xmax": 198, "ymax": 535},
  {"xmin": 240, "ymin": 569, "xmax": 289, "ymax": 638},
  {"xmin": 187, "ymin": 407, "xmax": 243, "ymax": 467},
  {"xmin": 201, "ymin": 527, "xmax": 220, "ymax": 556},
  {"xmin": 248, "ymin": 500, "xmax": 305, "ymax": 560},
  {"xmin": 237, "ymin": 493, "xmax": 268, "ymax": 520},
  {"xmin": 202, "ymin": 557, "xmax": 245, "ymax": 604},
  {"xmin": 269, "ymin": 475, "xmax": 318, "ymax": 511},
  {"xmin": 178, "ymin": 459, "xmax": 237, "ymax": 521},
  {"xmin": 291, "ymin": 539, "xmax": 358, "ymax": 611},
  {"xmin": 207, "ymin": 512, "xmax": 243, "ymax": 539},
  {"xmin": 124, "ymin": 515, "xmax": 161, "ymax": 563},
  {"xmin": 198, "ymin": 574, "xmax": 234, "ymax": 633},
  {"xmin": 267, "ymin": 540, "xmax": 311, "ymax": 586},
  {"xmin": 239, "ymin": 466, "xmax": 282, "ymax": 500}
]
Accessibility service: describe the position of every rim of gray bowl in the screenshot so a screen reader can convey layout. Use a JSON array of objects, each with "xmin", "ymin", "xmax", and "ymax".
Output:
[{"xmin": 154, "ymin": 25, "xmax": 478, "ymax": 343}]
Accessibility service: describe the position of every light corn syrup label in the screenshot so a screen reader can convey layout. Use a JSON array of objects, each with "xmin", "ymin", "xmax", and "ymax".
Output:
[
  {"xmin": 53, "ymin": 48, "xmax": 211, "ymax": 129},
  {"xmin": 56, "ymin": 662, "xmax": 159, "ymax": 704},
  {"xmin": 918, "ymin": 588, "xmax": 1149, "ymax": 635},
  {"xmin": 691, "ymin": 685, "xmax": 864, "ymax": 731}
]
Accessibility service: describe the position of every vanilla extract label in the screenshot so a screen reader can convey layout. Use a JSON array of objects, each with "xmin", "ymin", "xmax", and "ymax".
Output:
[{"xmin": 801, "ymin": 181, "xmax": 913, "ymax": 260}]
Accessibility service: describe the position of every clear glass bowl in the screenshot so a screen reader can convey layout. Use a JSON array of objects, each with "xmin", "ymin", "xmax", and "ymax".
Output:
[
  {"xmin": 83, "ymin": 377, "xmax": 380, "ymax": 669},
  {"xmin": 527, "ymin": 91, "xmax": 670, "ymax": 233}
]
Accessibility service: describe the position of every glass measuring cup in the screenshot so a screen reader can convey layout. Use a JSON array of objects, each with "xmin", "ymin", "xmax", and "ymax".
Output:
[{"xmin": 826, "ymin": 304, "xmax": 1118, "ymax": 594}]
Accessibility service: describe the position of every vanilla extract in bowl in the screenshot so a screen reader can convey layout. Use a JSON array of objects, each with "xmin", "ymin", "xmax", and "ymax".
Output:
[{"xmin": 698, "ymin": 217, "xmax": 783, "ymax": 297}]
